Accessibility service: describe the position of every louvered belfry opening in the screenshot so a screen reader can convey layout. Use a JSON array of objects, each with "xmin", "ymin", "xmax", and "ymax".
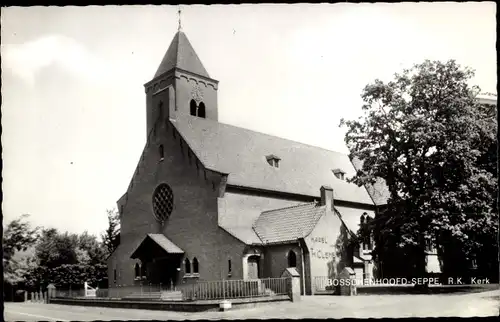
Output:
[
  {"xmin": 198, "ymin": 102, "xmax": 206, "ymax": 118},
  {"xmin": 190, "ymin": 100, "xmax": 197, "ymax": 116}
]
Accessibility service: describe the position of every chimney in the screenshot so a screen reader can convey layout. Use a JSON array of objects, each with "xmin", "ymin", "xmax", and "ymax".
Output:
[{"xmin": 320, "ymin": 185, "xmax": 334, "ymax": 211}]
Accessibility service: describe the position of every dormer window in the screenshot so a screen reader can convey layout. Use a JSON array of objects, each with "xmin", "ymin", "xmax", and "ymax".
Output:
[
  {"xmin": 266, "ymin": 155, "xmax": 281, "ymax": 168},
  {"xmin": 332, "ymin": 168, "xmax": 346, "ymax": 180}
]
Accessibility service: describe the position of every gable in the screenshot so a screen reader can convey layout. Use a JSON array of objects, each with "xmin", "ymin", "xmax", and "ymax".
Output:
[
  {"xmin": 304, "ymin": 209, "xmax": 346, "ymax": 279},
  {"xmin": 171, "ymin": 114, "xmax": 375, "ymax": 205},
  {"xmin": 118, "ymin": 116, "xmax": 223, "ymax": 239}
]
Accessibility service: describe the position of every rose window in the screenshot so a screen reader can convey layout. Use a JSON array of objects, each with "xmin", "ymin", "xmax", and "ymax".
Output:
[{"xmin": 152, "ymin": 184, "xmax": 174, "ymax": 223}]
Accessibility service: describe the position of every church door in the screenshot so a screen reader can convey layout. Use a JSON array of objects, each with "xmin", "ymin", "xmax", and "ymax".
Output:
[{"xmin": 247, "ymin": 256, "xmax": 260, "ymax": 279}]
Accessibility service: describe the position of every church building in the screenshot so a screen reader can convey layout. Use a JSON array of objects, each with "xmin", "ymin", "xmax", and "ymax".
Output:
[{"xmin": 107, "ymin": 28, "xmax": 390, "ymax": 295}]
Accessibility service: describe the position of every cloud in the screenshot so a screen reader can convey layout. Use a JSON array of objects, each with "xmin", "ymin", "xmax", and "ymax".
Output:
[{"xmin": 2, "ymin": 35, "xmax": 113, "ymax": 86}]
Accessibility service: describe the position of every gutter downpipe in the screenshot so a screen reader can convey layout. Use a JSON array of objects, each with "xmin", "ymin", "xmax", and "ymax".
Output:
[{"xmin": 299, "ymin": 239, "xmax": 306, "ymax": 296}]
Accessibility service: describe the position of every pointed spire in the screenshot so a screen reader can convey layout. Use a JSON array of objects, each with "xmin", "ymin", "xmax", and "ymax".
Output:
[{"xmin": 154, "ymin": 28, "xmax": 210, "ymax": 79}]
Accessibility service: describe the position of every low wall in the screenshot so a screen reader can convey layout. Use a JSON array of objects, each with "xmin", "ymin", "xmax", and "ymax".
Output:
[{"xmin": 50, "ymin": 295, "xmax": 290, "ymax": 312}]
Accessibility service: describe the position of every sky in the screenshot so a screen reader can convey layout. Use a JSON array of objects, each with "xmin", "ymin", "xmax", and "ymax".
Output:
[{"xmin": 1, "ymin": 3, "xmax": 497, "ymax": 238}]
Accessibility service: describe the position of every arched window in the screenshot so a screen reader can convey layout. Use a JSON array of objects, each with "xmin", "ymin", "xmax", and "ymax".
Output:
[
  {"xmin": 134, "ymin": 263, "xmax": 140, "ymax": 278},
  {"xmin": 141, "ymin": 262, "xmax": 147, "ymax": 277},
  {"xmin": 193, "ymin": 257, "xmax": 199, "ymax": 274},
  {"xmin": 190, "ymin": 100, "xmax": 197, "ymax": 116},
  {"xmin": 198, "ymin": 102, "xmax": 206, "ymax": 118},
  {"xmin": 113, "ymin": 269, "xmax": 117, "ymax": 283},
  {"xmin": 288, "ymin": 250, "xmax": 297, "ymax": 268},
  {"xmin": 228, "ymin": 259, "xmax": 232, "ymax": 275},
  {"xmin": 184, "ymin": 258, "xmax": 191, "ymax": 274},
  {"xmin": 159, "ymin": 144, "xmax": 164, "ymax": 160}
]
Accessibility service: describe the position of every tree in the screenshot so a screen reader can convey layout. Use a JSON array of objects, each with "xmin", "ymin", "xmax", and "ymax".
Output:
[
  {"xmin": 101, "ymin": 208, "xmax": 120, "ymax": 258},
  {"xmin": 25, "ymin": 228, "xmax": 109, "ymax": 290},
  {"xmin": 3, "ymin": 214, "xmax": 39, "ymax": 285},
  {"xmin": 77, "ymin": 231, "xmax": 107, "ymax": 265},
  {"xmin": 340, "ymin": 60, "xmax": 498, "ymax": 281},
  {"xmin": 3, "ymin": 250, "xmax": 37, "ymax": 286},
  {"xmin": 35, "ymin": 229, "xmax": 79, "ymax": 268}
]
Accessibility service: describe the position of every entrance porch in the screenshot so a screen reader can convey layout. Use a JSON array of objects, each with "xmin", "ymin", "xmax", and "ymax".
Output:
[{"xmin": 130, "ymin": 234, "xmax": 184, "ymax": 289}]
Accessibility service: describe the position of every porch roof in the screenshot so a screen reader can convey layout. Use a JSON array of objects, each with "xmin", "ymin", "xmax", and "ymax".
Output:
[{"xmin": 130, "ymin": 233, "xmax": 184, "ymax": 259}]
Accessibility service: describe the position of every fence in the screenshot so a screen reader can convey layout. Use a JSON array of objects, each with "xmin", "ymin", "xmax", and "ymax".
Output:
[
  {"xmin": 105, "ymin": 284, "xmax": 171, "ymax": 299},
  {"xmin": 53, "ymin": 277, "xmax": 290, "ymax": 302},
  {"xmin": 178, "ymin": 277, "xmax": 289, "ymax": 301},
  {"xmin": 24, "ymin": 290, "xmax": 49, "ymax": 303},
  {"xmin": 313, "ymin": 276, "xmax": 332, "ymax": 293},
  {"xmin": 55, "ymin": 288, "xmax": 86, "ymax": 298}
]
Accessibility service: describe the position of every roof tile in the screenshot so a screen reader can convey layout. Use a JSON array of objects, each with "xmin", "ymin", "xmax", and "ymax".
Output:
[
  {"xmin": 253, "ymin": 202, "xmax": 326, "ymax": 244},
  {"xmin": 154, "ymin": 31, "xmax": 210, "ymax": 79},
  {"xmin": 220, "ymin": 226, "xmax": 262, "ymax": 245},
  {"xmin": 146, "ymin": 234, "xmax": 184, "ymax": 254},
  {"xmin": 172, "ymin": 115, "xmax": 375, "ymax": 205}
]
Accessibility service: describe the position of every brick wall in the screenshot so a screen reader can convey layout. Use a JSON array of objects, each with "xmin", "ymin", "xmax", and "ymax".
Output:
[
  {"xmin": 108, "ymin": 110, "xmax": 244, "ymax": 285},
  {"xmin": 263, "ymin": 244, "xmax": 305, "ymax": 294}
]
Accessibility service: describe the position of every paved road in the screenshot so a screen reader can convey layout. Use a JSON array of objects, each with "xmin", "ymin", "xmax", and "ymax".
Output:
[{"xmin": 4, "ymin": 290, "xmax": 499, "ymax": 320}]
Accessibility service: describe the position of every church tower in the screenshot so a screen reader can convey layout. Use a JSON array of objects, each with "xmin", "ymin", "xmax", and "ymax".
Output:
[{"xmin": 143, "ymin": 28, "xmax": 219, "ymax": 136}]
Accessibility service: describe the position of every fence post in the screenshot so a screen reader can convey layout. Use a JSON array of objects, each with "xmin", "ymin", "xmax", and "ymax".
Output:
[{"xmin": 24, "ymin": 291, "xmax": 27, "ymax": 302}]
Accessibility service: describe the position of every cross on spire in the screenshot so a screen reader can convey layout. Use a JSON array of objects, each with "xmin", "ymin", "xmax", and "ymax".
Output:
[{"xmin": 178, "ymin": 7, "xmax": 182, "ymax": 31}]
